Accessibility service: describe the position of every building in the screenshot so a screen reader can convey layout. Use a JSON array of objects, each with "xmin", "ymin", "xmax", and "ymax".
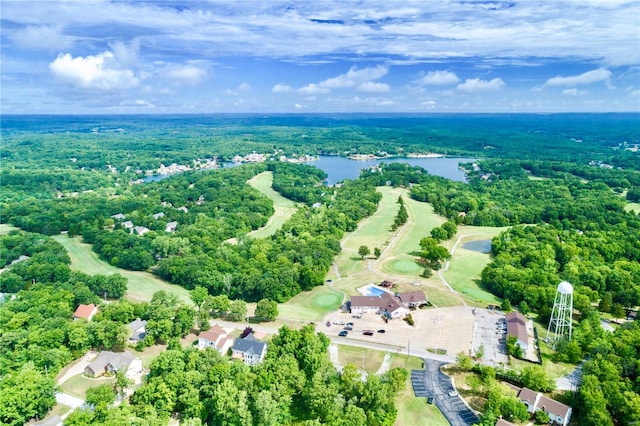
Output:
[
  {"xmin": 165, "ymin": 221, "xmax": 178, "ymax": 233},
  {"xmin": 73, "ymin": 303, "xmax": 98, "ymax": 321},
  {"xmin": 153, "ymin": 212, "xmax": 165, "ymax": 220},
  {"xmin": 128, "ymin": 319, "xmax": 147, "ymax": 342},
  {"xmin": 505, "ymin": 311, "xmax": 529, "ymax": 351},
  {"xmin": 231, "ymin": 333, "xmax": 267, "ymax": 366},
  {"xmin": 111, "ymin": 213, "xmax": 125, "ymax": 220},
  {"xmin": 198, "ymin": 323, "xmax": 233, "ymax": 354},
  {"xmin": 85, "ymin": 351, "xmax": 143, "ymax": 378},
  {"xmin": 516, "ymin": 387, "xmax": 572, "ymax": 426},
  {"xmin": 349, "ymin": 290, "xmax": 426, "ymax": 318},
  {"xmin": 134, "ymin": 226, "xmax": 150, "ymax": 236}
]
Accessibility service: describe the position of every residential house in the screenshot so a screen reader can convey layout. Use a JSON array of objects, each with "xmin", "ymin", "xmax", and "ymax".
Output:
[
  {"xmin": 73, "ymin": 303, "xmax": 98, "ymax": 321},
  {"xmin": 516, "ymin": 387, "xmax": 572, "ymax": 426},
  {"xmin": 506, "ymin": 311, "xmax": 529, "ymax": 351},
  {"xmin": 122, "ymin": 221, "xmax": 134, "ymax": 230},
  {"xmin": 232, "ymin": 333, "xmax": 267, "ymax": 366},
  {"xmin": 128, "ymin": 319, "xmax": 147, "ymax": 342},
  {"xmin": 111, "ymin": 213, "xmax": 125, "ymax": 220},
  {"xmin": 85, "ymin": 351, "xmax": 143, "ymax": 379},
  {"xmin": 165, "ymin": 221, "xmax": 178, "ymax": 233},
  {"xmin": 153, "ymin": 212, "xmax": 165, "ymax": 220},
  {"xmin": 134, "ymin": 226, "xmax": 150, "ymax": 236},
  {"xmin": 176, "ymin": 206, "xmax": 189, "ymax": 213},
  {"xmin": 198, "ymin": 323, "xmax": 233, "ymax": 354}
]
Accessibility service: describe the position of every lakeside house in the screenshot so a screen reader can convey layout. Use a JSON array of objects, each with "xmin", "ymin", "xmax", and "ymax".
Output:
[{"xmin": 73, "ymin": 303, "xmax": 98, "ymax": 321}]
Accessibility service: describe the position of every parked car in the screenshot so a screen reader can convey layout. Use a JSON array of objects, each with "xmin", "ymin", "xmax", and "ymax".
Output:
[
  {"xmin": 426, "ymin": 396, "xmax": 434, "ymax": 404},
  {"xmin": 333, "ymin": 320, "xmax": 345, "ymax": 325},
  {"xmin": 344, "ymin": 325, "xmax": 353, "ymax": 331},
  {"xmin": 346, "ymin": 322, "xmax": 354, "ymax": 327},
  {"xmin": 448, "ymin": 390, "xmax": 458, "ymax": 397},
  {"xmin": 338, "ymin": 331, "xmax": 348, "ymax": 337},
  {"xmin": 362, "ymin": 330, "xmax": 374, "ymax": 336},
  {"xmin": 377, "ymin": 329, "xmax": 386, "ymax": 333}
]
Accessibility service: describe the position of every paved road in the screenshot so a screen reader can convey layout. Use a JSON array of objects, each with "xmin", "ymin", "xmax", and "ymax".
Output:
[
  {"xmin": 556, "ymin": 362, "xmax": 583, "ymax": 391},
  {"xmin": 411, "ymin": 360, "xmax": 479, "ymax": 426}
]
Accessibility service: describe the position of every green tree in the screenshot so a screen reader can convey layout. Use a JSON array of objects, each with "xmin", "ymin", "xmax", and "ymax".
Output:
[
  {"xmin": 456, "ymin": 351, "xmax": 474, "ymax": 371},
  {"xmin": 534, "ymin": 409, "xmax": 550, "ymax": 424},
  {"xmin": 358, "ymin": 245, "xmax": 370, "ymax": 259},
  {"xmin": 254, "ymin": 299, "xmax": 278, "ymax": 322},
  {"xmin": 610, "ymin": 303, "xmax": 626, "ymax": 322},
  {"xmin": 228, "ymin": 299, "xmax": 248, "ymax": 322},
  {"xmin": 374, "ymin": 247, "xmax": 381, "ymax": 258},
  {"xmin": 520, "ymin": 366, "xmax": 553, "ymax": 392},
  {"xmin": 599, "ymin": 292, "xmax": 613, "ymax": 313},
  {"xmin": 190, "ymin": 286, "xmax": 209, "ymax": 310},
  {"xmin": 0, "ymin": 363, "xmax": 57, "ymax": 426},
  {"xmin": 475, "ymin": 344, "xmax": 485, "ymax": 360},
  {"xmin": 86, "ymin": 383, "xmax": 116, "ymax": 407}
]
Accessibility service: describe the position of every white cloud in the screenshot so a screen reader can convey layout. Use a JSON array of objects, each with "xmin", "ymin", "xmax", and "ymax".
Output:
[
  {"xmin": 272, "ymin": 83, "xmax": 294, "ymax": 93},
  {"xmin": 456, "ymin": 78, "xmax": 505, "ymax": 93},
  {"xmin": 318, "ymin": 65, "xmax": 388, "ymax": 89},
  {"xmin": 238, "ymin": 82, "xmax": 250, "ymax": 91},
  {"xmin": 356, "ymin": 82, "xmax": 390, "ymax": 93},
  {"xmin": 417, "ymin": 71, "xmax": 460, "ymax": 86},
  {"xmin": 628, "ymin": 90, "xmax": 640, "ymax": 97},
  {"xmin": 562, "ymin": 88, "xmax": 588, "ymax": 96},
  {"xmin": 544, "ymin": 68, "xmax": 612, "ymax": 86},
  {"xmin": 11, "ymin": 25, "xmax": 71, "ymax": 50},
  {"xmin": 165, "ymin": 64, "xmax": 208, "ymax": 86},
  {"xmin": 49, "ymin": 51, "xmax": 139, "ymax": 90},
  {"xmin": 298, "ymin": 84, "xmax": 330, "ymax": 95},
  {"xmin": 294, "ymin": 103, "xmax": 303, "ymax": 109}
]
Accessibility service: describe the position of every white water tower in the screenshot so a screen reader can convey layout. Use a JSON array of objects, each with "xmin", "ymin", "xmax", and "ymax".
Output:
[{"xmin": 546, "ymin": 281, "xmax": 573, "ymax": 348}]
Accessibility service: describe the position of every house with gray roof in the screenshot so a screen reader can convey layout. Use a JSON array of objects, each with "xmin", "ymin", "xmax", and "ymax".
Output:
[
  {"xmin": 506, "ymin": 311, "xmax": 529, "ymax": 351},
  {"xmin": 128, "ymin": 319, "xmax": 147, "ymax": 342},
  {"xmin": 231, "ymin": 333, "xmax": 267, "ymax": 366},
  {"xmin": 85, "ymin": 351, "xmax": 142, "ymax": 378}
]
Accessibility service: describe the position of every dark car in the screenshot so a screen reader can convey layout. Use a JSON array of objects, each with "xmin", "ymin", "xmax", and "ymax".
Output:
[
  {"xmin": 362, "ymin": 330, "xmax": 374, "ymax": 336},
  {"xmin": 338, "ymin": 331, "xmax": 348, "ymax": 337},
  {"xmin": 377, "ymin": 329, "xmax": 386, "ymax": 333},
  {"xmin": 426, "ymin": 396, "xmax": 434, "ymax": 404}
]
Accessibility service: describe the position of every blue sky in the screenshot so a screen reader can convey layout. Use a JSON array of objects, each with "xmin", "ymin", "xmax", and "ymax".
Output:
[{"xmin": 1, "ymin": 0, "xmax": 639, "ymax": 114}]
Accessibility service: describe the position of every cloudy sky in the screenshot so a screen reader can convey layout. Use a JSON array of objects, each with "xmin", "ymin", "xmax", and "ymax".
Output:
[{"xmin": 1, "ymin": 0, "xmax": 639, "ymax": 114}]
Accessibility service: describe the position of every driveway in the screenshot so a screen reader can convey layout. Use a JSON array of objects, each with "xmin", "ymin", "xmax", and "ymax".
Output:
[
  {"xmin": 411, "ymin": 359, "xmax": 479, "ymax": 426},
  {"xmin": 55, "ymin": 392, "xmax": 84, "ymax": 410}
]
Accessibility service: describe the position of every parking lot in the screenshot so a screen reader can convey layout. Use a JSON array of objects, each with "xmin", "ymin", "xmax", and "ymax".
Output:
[
  {"xmin": 323, "ymin": 306, "xmax": 476, "ymax": 358},
  {"xmin": 470, "ymin": 308, "xmax": 509, "ymax": 366}
]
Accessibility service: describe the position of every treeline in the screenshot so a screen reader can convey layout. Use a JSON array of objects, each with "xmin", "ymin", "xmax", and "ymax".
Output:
[
  {"xmin": 62, "ymin": 324, "xmax": 407, "ymax": 426},
  {"xmin": 155, "ymin": 163, "xmax": 382, "ymax": 301}
]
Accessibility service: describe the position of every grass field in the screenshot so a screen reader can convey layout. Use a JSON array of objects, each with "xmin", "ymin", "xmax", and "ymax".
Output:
[
  {"xmin": 0, "ymin": 224, "xmax": 18, "ymax": 235},
  {"xmin": 246, "ymin": 171, "xmax": 298, "ymax": 239},
  {"xmin": 625, "ymin": 202, "xmax": 640, "ymax": 214},
  {"xmin": 52, "ymin": 234, "xmax": 191, "ymax": 304},
  {"xmin": 278, "ymin": 284, "xmax": 343, "ymax": 321},
  {"xmin": 441, "ymin": 226, "xmax": 508, "ymax": 306},
  {"xmin": 60, "ymin": 373, "xmax": 115, "ymax": 399}
]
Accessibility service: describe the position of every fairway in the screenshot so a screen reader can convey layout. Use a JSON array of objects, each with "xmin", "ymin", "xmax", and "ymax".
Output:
[
  {"xmin": 625, "ymin": 202, "xmax": 640, "ymax": 214},
  {"xmin": 246, "ymin": 171, "xmax": 298, "ymax": 239},
  {"xmin": 441, "ymin": 227, "xmax": 508, "ymax": 306},
  {"xmin": 52, "ymin": 234, "xmax": 191, "ymax": 304},
  {"xmin": 0, "ymin": 224, "xmax": 18, "ymax": 235},
  {"xmin": 278, "ymin": 284, "xmax": 343, "ymax": 321}
]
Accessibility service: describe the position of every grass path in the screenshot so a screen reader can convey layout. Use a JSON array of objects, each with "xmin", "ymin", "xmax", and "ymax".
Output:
[
  {"xmin": 52, "ymin": 234, "xmax": 191, "ymax": 304},
  {"xmin": 0, "ymin": 224, "xmax": 18, "ymax": 234},
  {"xmin": 246, "ymin": 171, "xmax": 298, "ymax": 239}
]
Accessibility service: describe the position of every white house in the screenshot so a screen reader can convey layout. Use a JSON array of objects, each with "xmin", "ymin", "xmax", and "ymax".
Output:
[
  {"xmin": 198, "ymin": 323, "xmax": 233, "ymax": 354},
  {"xmin": 350, "ymin": 290, "xmax": 425, "ymax": 318},
  {"xmin": 516, "ymin": 387, "xmax": 572, "ymax": 426}
]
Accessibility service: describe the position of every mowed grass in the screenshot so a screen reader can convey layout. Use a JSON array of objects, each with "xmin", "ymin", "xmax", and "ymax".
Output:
[
  {"xmin": 246, "ymin": 171, "xmax": 298, "ymax": 239},
  {"xmin": 0, "ymin": 224, "xmax": 18, "ymax": 235},
  {"xmin": 625, "ymin": 202, "xmax": 640, "ymax": 214},
  {"xmin": 278, "ymin": 284, "xmax": 343, "ymax": 321},
  {"xmin": 441, "ymin": 226, "xmax": 508, "ymax": 306},
  {"xmin": 52, "ymin": 234, "xmax": 191, "ymax": 304},
  {"xmin": 60, "ymin": 374, "xmax": 115, "ymax": 399}
]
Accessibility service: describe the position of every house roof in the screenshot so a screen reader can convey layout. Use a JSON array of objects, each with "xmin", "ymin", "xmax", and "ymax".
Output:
[
  {"xmin": 495, "ymin": 419, "xmax": 517, "ymax": 426},
  {"xmin": 233, "ymin": 334, "xmax": 267, "ymax": 357},
  {"xmin": 129, "ymin": 319, "xmax": 147, "ymax": 332},
  {"xmin": 537, "ymin": 394, "xmax": 572, "ymax": 418},
  {"xmin": 122, "ymin": 221, "xmax": 134, "ymax": 228},
  {"xmin": 153, "ymin": 212, "xmax": 165, "ymax": 219},
  {"xmin": 134, "ymin": 226, "xmax": 149, "ymax": 235},
  {"xmin": 506, "ymin": 311, "xmax": 528, "ymax": 344},
  {"xmin": 87, "ymin": 351, "xmax": 136, "ymax": 374},
  {"xmin": 397, "ymin": 291, "xmax": 427, "ymax": 305},
  {"xmin": 517, "ymin": 387, "xmax": 539, "ymax": 405},
  {"xmin": 350, "ymin": 295, "xmax": 385, "ymax": 308},
  {"xmin": 73, "ymin": 303, "xmax": 96, "ymax": 319},
  {"xmin": 199, "ymin": 323, "xmax": 226, "ymax": 344}
]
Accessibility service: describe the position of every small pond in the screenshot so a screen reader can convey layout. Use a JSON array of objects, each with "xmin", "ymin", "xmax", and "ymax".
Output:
[{"xmin": 462, "ymin": 239, "xmax": 492, "ymax": 253}]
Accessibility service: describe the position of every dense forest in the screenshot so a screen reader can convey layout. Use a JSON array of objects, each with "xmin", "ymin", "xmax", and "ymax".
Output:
[{"xmin": 1, "ymin": 114, "xmax": 639, "ymax": 424}]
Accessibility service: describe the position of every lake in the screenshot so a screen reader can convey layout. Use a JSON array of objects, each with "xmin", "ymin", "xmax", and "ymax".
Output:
[
  {"xmin": 462, "ymin": 240, "xmax": 492, "ymax": 253},
  {"xmin": 313, "ymin": 156, "xmax": 474, "ymax": 185},
  {"xmin": 143, "ymin": 156, "xmax": 473, "ymax": 184}
]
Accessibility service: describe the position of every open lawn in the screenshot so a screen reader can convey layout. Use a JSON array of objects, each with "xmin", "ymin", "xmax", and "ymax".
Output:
[
  {"xmin": 395, "ymin": 376, "xmax": 449, "ymax": 426},
  {"xmin": 278, "ymin": 283, "xmax": 343, "ymax": 321},
  {"xmin": 336, "ymin": 344, "xmax": 386, "ymax": 372},
  {"xmin": 441, "ymin": 226, "xmax": 508, "ymax": 306},
  {"xmin": 52, "ymin": 234, "xmax": 191, "ymax": 304},
  {"xmin": 625, "ymin": 202, "xmax": 640, "ymax": 214},
  {"xmin": 59, "ymin": 373, "xmax": 115, "ymax": 399},
  {"xmin": 0, "ymin": 224, "xmax": 18, "ymax": 235},
  {"xmin": 246, "ymin": 171, "xmax": 298, "ymax": 239}
]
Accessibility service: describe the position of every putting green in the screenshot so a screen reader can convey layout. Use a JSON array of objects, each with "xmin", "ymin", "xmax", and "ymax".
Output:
[
  {"xmin": 387, "ymin": 259, "xmax": 422, "ymax": 274},
  {"xmin": 312, "ymin": 292, "xmax": 343, "ymax": 309}
]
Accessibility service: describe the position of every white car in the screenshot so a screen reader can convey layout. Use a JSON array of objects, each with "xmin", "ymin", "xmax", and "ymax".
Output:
[
  {"xmin": 448, "ymin": 390, "xmax": 458, "ymax": 397},
  {"xmin": 333, "ymin": 320, "xmax": 345, "ymax": 325}
]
